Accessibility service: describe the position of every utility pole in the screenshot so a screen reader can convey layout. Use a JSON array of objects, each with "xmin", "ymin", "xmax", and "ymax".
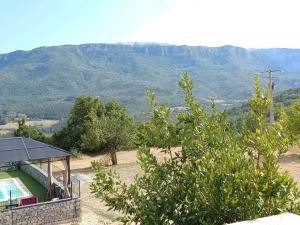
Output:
[
  {"xmin": 268, "ymin": 70, "xmax": 275, "ymax": 125},
  {"xmin": 259, "ymin": 69, "xmax": 281, "ymax": 125}
]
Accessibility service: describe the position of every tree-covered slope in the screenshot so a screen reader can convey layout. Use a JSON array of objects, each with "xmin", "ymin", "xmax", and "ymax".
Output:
[
  {"xmin": 1, "ymin": 43, "xmax": 300, "ymax": 120},
  {"xmin": 228, "ymin": 86, "xmax": 300, "ymax": 118}
]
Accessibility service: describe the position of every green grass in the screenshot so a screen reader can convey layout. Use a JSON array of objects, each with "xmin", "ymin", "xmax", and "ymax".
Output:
[{"xmin": 0, "ymin": 170, "xmax": 47, "ymax": 202}]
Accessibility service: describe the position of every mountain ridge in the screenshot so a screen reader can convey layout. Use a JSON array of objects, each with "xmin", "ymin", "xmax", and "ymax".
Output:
[{"xmin": 0, "ymin": 43, "xmax": 300, "ymax": 120}]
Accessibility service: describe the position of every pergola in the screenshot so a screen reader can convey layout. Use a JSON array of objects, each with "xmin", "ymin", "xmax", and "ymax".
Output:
[{"xmin": 0, "ymin": 137, "xmax": 71, "ymax": 199}]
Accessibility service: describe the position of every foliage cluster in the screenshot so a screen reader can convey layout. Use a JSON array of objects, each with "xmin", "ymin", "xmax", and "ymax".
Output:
[
  {"xmin": 91, "ymin": 74, "xmax": 300, "ymax": 225},
  {"xmin": 287, "ymin": 98, "xmax": 300, "ymax": 139},
  {"xmin": 52, "ymin": 96, "xmax": 136, "ymax": 164},
  {"xmin": 14, "ymin": 118, "xmax": 47, "ymax": 142},
  {"xmin": 228, "ymin": 86, "xmax": 300, "ymax": 130}
]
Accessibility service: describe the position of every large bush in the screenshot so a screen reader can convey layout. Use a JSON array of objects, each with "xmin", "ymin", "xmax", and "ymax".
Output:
[
  {"xmin": 91, "ymin": 74, "xmax": 300, "ymax": 225},
  {"xmin": 14, "ymin": 118, "xmax": 46, "ymax": 142},
  {"xmin": 287, "ymin": 97, "xmax": 300, "ymax": 139}
]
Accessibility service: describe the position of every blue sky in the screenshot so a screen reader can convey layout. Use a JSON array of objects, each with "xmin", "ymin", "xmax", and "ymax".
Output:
[
  {"xmin": 0, "ymin": 0, "xmax": 167, "ymax": 53},
  {"xmin": 1, "ymin": 0, "xmax": 300, "ymax": 53}
]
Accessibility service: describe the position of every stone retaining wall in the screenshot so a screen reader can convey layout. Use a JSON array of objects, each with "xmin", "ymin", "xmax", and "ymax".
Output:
[
  {"xmin": 20, "ymin": 161, "xmax": 48, "ymax": 189},
  {"xmin": 20, "ymin": 161, "xmax": 65, "ymax": 197},
  {"xmin": 0, "ymin": 198, "xmax": 80, "ymax": 225},
  {"xmin": 0, "ymin": 210, "xmax": 11, "ymax": 224},
  {"xmin": 0, "ymin": 162, "xmax": 19, "ymax": 172}
]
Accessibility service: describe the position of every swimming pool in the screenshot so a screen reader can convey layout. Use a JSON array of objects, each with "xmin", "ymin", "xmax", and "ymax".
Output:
[{"xmin": 0, "ymin": 178, "xmax": 32, "ymax": 202}]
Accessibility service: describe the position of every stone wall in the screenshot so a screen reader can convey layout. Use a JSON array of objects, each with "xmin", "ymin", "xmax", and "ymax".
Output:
[
  {"xmin": 0, "ymin": 210, "xmax": 11, "ymax": 224},
  {"xmin": 0, "ymin": 198, "xmax": 80, "ymax": 225},
  {"xmin": 20, "ymin": 161, "xmax": 48, "ymax": 189},
  {"xmin": 0, "ymin": 162, "xmax": 19, "ymax": 172},
  {"xmin": 20, "ymin": 161, "xmax": 65, "ymax": 198}
]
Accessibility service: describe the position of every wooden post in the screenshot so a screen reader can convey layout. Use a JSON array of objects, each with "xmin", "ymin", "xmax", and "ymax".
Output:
[
  {"xmin": 47, "ymin": 158, "xmax": 54, "ymax": 200},
  {"xmin": 268, "ymin": 70, "xmax": 275, "ymax": 125},
  {"xmin": 67, "ymin": 156, "xmax": 71, "ymax": 185},
  {"xmin": 62, "ymin": 157, "xmax": 71, "ymax": 198}
]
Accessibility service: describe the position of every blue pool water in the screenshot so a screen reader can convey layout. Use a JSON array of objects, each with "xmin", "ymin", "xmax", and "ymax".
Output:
[{"xmin": 0, "ymin": 180, "xmax": 23, "ymax": 201}]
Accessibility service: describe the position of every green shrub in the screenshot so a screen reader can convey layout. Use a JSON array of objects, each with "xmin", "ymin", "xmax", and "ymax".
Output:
[{"xmin": 91, "ymin": 74, "xmax": 300, "ymax": 225}]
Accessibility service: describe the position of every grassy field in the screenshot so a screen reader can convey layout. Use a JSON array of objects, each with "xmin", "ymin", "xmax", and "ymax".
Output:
[
  {"xmin": 0, "ymin": 171, "xmax": 47, "ymax": 202},
  {"xmin": 0, "ymin": 119, "xmax": 59, "ymax": 135}
]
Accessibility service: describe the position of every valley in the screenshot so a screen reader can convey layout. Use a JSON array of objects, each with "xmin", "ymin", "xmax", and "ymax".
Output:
[{"xmin": 1, "ymin": 44, "xmax": 300, "ymax": 121}]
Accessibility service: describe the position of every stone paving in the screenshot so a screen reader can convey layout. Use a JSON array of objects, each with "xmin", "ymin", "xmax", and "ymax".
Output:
[{"xmin": 228, "ymin": 213, "xmax": 300, "ymax": 225}]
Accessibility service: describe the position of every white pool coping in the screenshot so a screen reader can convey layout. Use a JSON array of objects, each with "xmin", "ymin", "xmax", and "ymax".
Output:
[
  {"xmin": 227, "ymin": 213, "xmax": 300, "ymax": 225},
  {"xmin": 0, "ymin": 177, "xmax": 32, "ymax": 202}
]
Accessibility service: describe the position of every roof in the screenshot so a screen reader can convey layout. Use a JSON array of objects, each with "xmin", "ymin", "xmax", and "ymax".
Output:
[
  {"xmin": 227, "ymin": 213, "xmax": 300, "ymax": 225},
  {"xmin": 0, "ymin": 137, "xmax": 71, "ymax": 164}
]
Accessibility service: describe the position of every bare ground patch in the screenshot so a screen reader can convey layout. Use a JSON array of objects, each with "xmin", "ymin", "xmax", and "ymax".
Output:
[{"xmin": 280, "ymin": 147, "xmax": 300, "ymax": 188}]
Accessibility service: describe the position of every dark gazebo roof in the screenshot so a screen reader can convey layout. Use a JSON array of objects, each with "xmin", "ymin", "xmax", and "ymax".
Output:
[{"xmin": 0, "ymin": 137, "xmax": 71, "ymax": 164}]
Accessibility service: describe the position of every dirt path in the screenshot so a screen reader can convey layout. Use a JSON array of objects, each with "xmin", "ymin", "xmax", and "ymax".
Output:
[
  {"xmin": 280, "ymin": 147, "xmax": 300, "ymax": 188},
  {"xmin": 62, "ymin": 147, "xmax": 300, "ymax": 225}
]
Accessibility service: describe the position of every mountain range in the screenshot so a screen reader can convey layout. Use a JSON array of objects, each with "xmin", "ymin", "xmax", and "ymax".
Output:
[{"xmin": 1, "ymin": 43, "xmax": 300, "ymax": 120}]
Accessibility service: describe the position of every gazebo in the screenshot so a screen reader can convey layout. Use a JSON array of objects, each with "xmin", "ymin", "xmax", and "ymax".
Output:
[{"xmin": 0, "ymin": 137, "xmax": 71, "ymax": 199}]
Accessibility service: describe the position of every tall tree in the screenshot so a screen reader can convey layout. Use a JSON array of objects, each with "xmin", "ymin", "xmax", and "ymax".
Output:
[
  {"xmin": 53, "ymin": 96, "xmax": 104, "ymax": 150},
  {"xmin": 53, "ymin": 97, "xmax": 135, "ymax": 165},
  {"xmin": 81, "ymin": 100, "xmax": 135, "ymax": 165}
]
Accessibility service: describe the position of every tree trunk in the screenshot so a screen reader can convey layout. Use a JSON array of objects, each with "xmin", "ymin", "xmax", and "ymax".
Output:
[{"xmin": 110, "ymin": 148, "xmax": 118, "ymax": 165}]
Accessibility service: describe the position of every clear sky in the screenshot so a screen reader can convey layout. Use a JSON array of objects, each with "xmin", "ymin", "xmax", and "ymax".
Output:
[{"xmin": 1, "ymin": 0, "xmax": 300, "ymax": 54}]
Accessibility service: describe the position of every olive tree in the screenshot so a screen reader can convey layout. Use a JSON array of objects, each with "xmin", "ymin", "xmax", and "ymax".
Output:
[
  {"xmin": 81, "ymin": 100, "xmax": 135, "ymax": 165},
  {"xmin": 53, "ymin": 96, "xmax": 135, "ymax": 165}
]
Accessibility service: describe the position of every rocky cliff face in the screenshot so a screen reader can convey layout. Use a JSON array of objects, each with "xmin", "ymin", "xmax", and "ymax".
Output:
[{"xmin": 0, "ymin": 43, "xmax": 299, "ymax": 120}]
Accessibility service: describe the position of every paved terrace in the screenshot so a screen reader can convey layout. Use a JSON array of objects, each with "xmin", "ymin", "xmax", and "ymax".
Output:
[{"xmin": 228, "ymin": 213, "xmax": 300, "ymax": 225}]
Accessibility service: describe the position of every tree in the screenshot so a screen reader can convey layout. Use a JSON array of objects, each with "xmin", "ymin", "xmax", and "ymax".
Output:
[
  {"xmin": 287, "ymin": 97, "xmax": 300, "ymax": 138},
  {"xmin": 91, "ymin": 74, "xmax": 300, "ymax": 225},
  {"xmin": 81, "ymin": 100, "xmax": 135, "ymax": 165},
  {"xmin": 53, "ymin": 96, "xmax": 104, "ymax": 151},
  {"xmin": 53, "ymin": 96, "xmax": 135, "ymax": 165},
  {"xmin": 14, "ymin": 118, "xmax": 46, "ymax": 142}
]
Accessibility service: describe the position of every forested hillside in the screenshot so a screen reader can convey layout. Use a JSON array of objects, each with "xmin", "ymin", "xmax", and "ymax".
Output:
[
  {"xmin": 1, "ymin": 43, "xmax": 300, "ymax": 121},
  {"xmin": 228, "ymin": 86, "xmax": 300, "ymax": 120}
]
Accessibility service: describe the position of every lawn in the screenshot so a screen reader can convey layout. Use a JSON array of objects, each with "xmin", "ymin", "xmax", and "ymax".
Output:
[{"xmin": 0, "ymin": 170, "xmax": 47, "ymax": 202}]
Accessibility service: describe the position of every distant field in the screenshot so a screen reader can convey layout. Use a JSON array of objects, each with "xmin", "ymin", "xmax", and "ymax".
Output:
[{"xmin": 0, "ymin": 119, "xmax": 59, "ymax": 135}]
